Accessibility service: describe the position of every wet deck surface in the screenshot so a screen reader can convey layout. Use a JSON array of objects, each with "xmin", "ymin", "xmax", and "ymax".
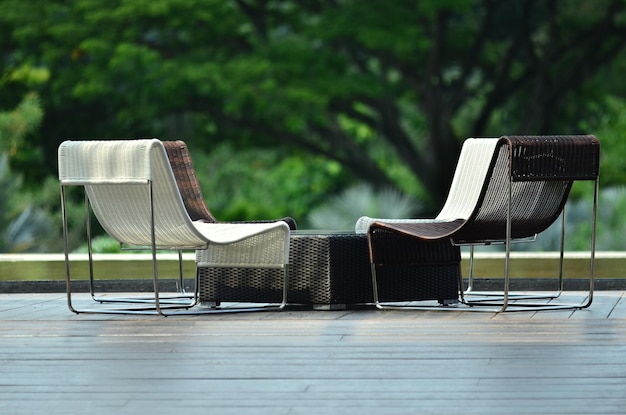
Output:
[{"xmin": 1, "ymin": 291, "xmax": 626, "ymax": 415}]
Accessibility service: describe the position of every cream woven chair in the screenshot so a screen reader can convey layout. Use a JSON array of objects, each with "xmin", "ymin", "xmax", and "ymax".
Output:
[
  {"xmin": 357, "ymin": 135, "xmax": 600, "ymax": 312},
  {"xmin": 59, "ymin": 139, "xmax": 291, "ymax": 315}
]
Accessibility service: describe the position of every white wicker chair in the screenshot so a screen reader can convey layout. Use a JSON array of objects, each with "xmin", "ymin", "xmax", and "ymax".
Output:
[
  {"xmin": 355, "ymin": 138, "xmax": 499, "ymax": 234},
  {"xmin": 59, "ymin": 139, "xmax": 290, "ymax": 315}
]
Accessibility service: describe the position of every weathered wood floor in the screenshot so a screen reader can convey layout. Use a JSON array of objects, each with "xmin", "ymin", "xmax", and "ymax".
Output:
[{"xmin": 1, "ymin": 292, "xmax": 626, "ymax": 415}]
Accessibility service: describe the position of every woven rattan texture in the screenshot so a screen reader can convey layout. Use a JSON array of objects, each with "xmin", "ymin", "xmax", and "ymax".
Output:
[
  {"xmin": 365, "ymin": 135, "xmax": 599, "ymax": 244},
  {"xmin": 459, "ymin": 134, "xmax": 599, "ymax": 241},
  {"xmin": 163, "ymin": 140, "xmax": 297, "ymax": 230},
  {"xmin": 452, "ymin": 142, "xmax": 572, "ymax": 242},
  {"xmin": 163, "ymin": 140, "xmax": 217, "ymax": 222},
  {"xmin": 368, "ymin": 230, "xmax": 461, "ymax": 302},
  {"xmin": 506, "ymin": 135, "xmax": 600, "ymax": 181},
  {"xmin": 198, "ymin": 233, "xmax": 461, "ymax": 305},
  {"xmin": 60, "ymin": 139, "xmax": 210, "ymax": 248}
]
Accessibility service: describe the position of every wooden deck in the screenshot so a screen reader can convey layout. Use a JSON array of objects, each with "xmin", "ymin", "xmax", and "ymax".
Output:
[{"xmin": 1, "ymin": 292, "xmax": 626, "ymax": 415}]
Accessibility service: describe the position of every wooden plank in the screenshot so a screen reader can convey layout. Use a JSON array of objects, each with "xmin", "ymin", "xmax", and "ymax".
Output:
[
  {"xmin": 1, "ymin": 293, "xmax": 625, "ymax": 415},
  {"xmin": 608, "ymin": 292, "xmax": 626, "ymax": 318}
]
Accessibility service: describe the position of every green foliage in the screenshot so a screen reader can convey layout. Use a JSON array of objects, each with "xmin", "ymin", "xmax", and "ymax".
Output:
[
  {"xmin": 4, "ymin": 205, "xmax": 54, "ymax": 253},
  {"xmin": 5, "ymin": 0, "xmax": 626, "ymax": 204},
  {"xmin": 0, "ymin": 153, "xmax": 56, "ymax": 253},
  {"xmin": 0, "ymin": 92, "xmax": 43, "ymax": 156},
  {"xmin": 72, "ymin": 235, "xmax": 122, "ymax": 254},
  {"xmin": 513, "ymin": 186, "xmax": 626, "ymax": 252},
  {"xmin": 0, "ymin": 89, "xmax": 57, "ymax": 253},
  {"xmin": 20, "ymin": 176, "xmax": 78, "ymax": 252},
  {"xmin": 579, "ymin": 95, "xmax": 626, "ymax": 188},
  {"xmin": 3, "ymin": 64, "xmax": 50, "ymax": 88},
  {"xmin": 306, "ymin": 183, "xmax": 423, "ymax": 231},
  {"xmin": 593, "ymin": 187, "xmax": 626, "ymax": 251},
  {"xmin": 190, "ymin": 143, "xmax": 350, "ymax": 227},
  {"xmin": 0, "ymin": 154, "xmax": 19, "ymax": 232},
  {"xmin": 1, "ymin": 0, "xmax": 626, "ymax": 253}
]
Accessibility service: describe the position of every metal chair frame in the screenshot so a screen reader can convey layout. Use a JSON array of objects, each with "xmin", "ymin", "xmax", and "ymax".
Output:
[{"xmin": 459, "ymin": 170, "xmax": 598, "ymax": 312}]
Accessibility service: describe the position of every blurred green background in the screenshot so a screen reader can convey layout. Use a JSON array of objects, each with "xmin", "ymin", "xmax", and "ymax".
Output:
[{"xmin": 1, "ymin": 0, "xmax": 625, "ymax": 254}]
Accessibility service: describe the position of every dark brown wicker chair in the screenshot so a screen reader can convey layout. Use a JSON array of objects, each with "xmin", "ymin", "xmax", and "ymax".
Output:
[
  {"xmin": 357, "ymin": 135, "xmax": 600, "ymax": 312},
  {"xmin": 163, "ymin": 140, "xmax": 297, "ymax": 230}
]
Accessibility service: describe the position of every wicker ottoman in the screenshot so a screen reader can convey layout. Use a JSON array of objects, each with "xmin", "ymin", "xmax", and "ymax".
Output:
[{"xmin": 197, "ymin": 230, "xmax": 460, "ymax": 308}]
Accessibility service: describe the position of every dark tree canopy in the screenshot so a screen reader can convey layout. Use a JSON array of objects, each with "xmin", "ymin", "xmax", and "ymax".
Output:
[{"xmin": 2, "ymin": 0, "xmax": 626, "ymax": 211}]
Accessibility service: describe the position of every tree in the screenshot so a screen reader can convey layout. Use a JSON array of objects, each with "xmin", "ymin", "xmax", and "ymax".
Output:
[
  {"xmin": 2, "ymin": 0, "xmax": 626, "ymax": 213},
  {"xmin": 0, "ymin": 92, "xmax": 57, "ymax": 252}
]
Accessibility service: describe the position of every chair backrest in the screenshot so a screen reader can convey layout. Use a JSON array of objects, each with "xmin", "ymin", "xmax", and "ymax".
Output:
[
  {"xmin": 435, "ymin": 138, "xmax": 500, "ymax": 222},
  {"xmin": 163, "ymin": 140, "xmax": 299, "ymax": 230},
  {"xmin": 355, "ymin": 138, "xmax": 500, "ymax": 235},
  {"xmin": 58, "ymin": 139, "xmax": 209, "ymax": 249},
  {"xmin": 450, "ymin": 135, "xmax": 600, "ymax": 244},
  {"xmin": 162, "ymin": 140, "xmax": 218, "ymax": 223}
]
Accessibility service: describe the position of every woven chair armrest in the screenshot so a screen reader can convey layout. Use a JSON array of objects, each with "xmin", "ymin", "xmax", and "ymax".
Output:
[
  {"xmin": 194, "ymin": 221, "xmax": 291, "ymax": 267},
  {"xmin": 220, "ymin": 216, "xmax": 297, "ymax": 230},
  {"xmin": 355, "ymin": 216, "xmax": 448, "ymax": 234}
]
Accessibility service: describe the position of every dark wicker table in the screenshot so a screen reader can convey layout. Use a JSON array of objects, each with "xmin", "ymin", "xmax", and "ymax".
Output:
[{"xmin": 198, "ymin": 230, "xmax": 460, "ymax": 309}]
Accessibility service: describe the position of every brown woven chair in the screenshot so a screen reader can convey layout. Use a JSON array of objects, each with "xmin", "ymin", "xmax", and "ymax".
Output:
[
  {"xmin": 163, "ymin": 140, "xmax": 297, "ymax": 229},
  {"xmin": 357, "ymin": 135, "xmax": 600, "ymax": 312}
]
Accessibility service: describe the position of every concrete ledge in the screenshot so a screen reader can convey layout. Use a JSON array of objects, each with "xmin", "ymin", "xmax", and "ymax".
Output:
[
  {"xmin": 1, "ymin": 252, "xmax": 625, "ymax": 293},
  {"xmin": 464, "ymin": 278, "xmax": 624, "ymax": 291},
  {"xmin": 0, "ymin": 253, "xmax": 197, "ymax": 281},
  {"xmin": 0, "ymin": 279, "xmax": 196, "ymax": 293},
  {"xmin": 460, "ymin": 251, "xmax": 625, "ymax": 279}
]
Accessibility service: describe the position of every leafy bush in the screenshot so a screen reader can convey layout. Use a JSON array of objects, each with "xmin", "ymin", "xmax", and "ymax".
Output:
[
  {"xmin": 71, "ymin": 235, "xmax": 122, "ymax": 254},
  {"xmin": 189, "ymin": 143, "xmax": 351, "ymax": 227},
  {"xmin": 488, "ymin": 185, "xmax": 625, "ymax": 252},
  {"xmin": 306, "ymin": 183, "xmax": 422, "ymax": 230}
]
